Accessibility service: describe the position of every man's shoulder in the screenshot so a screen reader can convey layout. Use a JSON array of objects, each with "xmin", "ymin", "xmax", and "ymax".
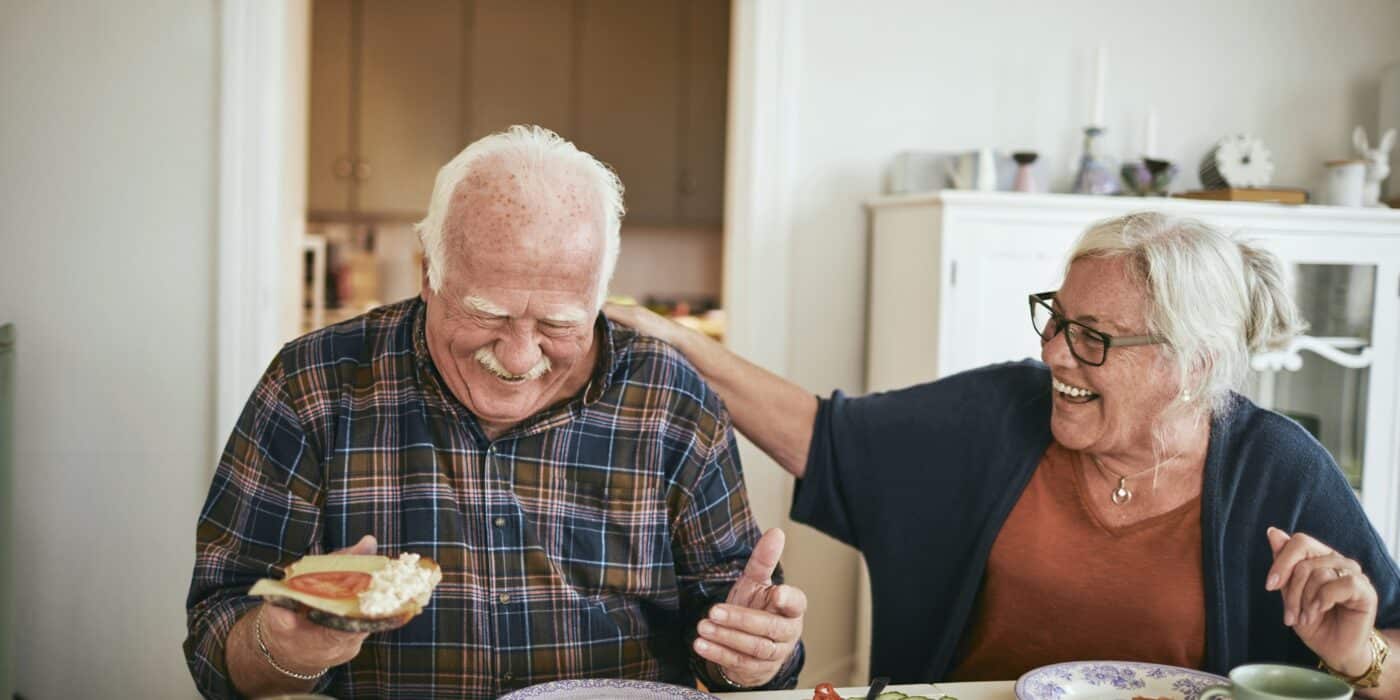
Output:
[
  {"xmin": 277, "ymin": 298, "xmax": 420, "ymax": 388},
  {"xmin": 605, "ymin": 327, "xmax": 724, "ymax": 423}
]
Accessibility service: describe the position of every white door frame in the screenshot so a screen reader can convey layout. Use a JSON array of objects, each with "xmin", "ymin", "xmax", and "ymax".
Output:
[{"xmin": 215, "ymin": 0, "xmax": 310, "ymax": 455}]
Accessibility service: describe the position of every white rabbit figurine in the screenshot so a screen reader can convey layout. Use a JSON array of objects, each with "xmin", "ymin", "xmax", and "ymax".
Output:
[{"xmin": 1354, "ymin": 126, "xmax": 1396, "ymax": 207}]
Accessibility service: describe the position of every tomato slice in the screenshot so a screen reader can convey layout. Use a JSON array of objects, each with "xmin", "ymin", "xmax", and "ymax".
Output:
[
  {"xmin": 286, "ymin": 571, "xmax": 373, "ymax": 599},
  {"xmin": 812, "ymin": 682, "xmax": 840, "ymax": 700}
]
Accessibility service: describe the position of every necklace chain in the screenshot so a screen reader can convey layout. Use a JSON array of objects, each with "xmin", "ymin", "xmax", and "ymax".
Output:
[{"xmin": 1088, "ymin": 455, "xmax": 1160, "ymax": 505}]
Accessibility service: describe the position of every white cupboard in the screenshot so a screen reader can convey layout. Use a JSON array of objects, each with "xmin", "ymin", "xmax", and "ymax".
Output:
[{"xmin": 865, "ymin": 190, "xmax": 1400, "ymax": 552}]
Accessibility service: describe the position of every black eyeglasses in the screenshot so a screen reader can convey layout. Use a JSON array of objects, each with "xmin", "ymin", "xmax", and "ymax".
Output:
[{"xmin": 1028, "ymin": 291, "xmax": 1165, "ymax": 366}]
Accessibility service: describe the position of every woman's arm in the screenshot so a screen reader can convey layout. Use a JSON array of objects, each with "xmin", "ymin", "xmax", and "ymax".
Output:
[{"xmin": 605, "ymin": 303, "xmax": 817, "ymax": 478}]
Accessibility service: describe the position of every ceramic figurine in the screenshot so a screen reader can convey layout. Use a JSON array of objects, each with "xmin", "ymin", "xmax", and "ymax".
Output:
[
  {"xmin": 1012, "ymin": 152, "xmax": 1039, "ymax": 193},
  {"xmin": 1354, "ymin": 126, "xmax": 1396, "ymax": 207},
  {"xmin": 1072, "ymin": 126, "xmax": 1120, "ymax": 195}
]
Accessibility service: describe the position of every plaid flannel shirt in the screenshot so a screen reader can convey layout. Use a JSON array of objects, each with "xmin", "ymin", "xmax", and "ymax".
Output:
[{"xmin": 184, "ymin": 298, "xmax": 802, "ymax": 698}]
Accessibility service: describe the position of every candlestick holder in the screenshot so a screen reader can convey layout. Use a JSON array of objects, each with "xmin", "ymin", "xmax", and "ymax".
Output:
[
  {"xmin": 1072, "ymin": 126, "xmax": 1120, "ymax": 195},
  {"xmin": 1120, "ymin": 157, "xmax": 1178, "ymax": 196}
]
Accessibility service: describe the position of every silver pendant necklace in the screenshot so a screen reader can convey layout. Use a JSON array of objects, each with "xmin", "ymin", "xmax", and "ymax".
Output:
[{"xmin": 1089, "ymin": 455, "xmax": 1160, "ymax": 505}]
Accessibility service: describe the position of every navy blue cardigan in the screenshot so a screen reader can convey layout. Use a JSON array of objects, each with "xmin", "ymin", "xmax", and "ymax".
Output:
[{"xmin": 791, "ymin": 361, "xmax": 1400, "ymax": 682}]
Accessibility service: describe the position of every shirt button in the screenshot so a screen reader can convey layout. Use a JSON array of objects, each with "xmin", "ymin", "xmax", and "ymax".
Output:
[
  {"xmin": 498, "ymin": 593, "xmax": 511, "ymax": 604},
  {"xmin": 502, "ymin": 672, "xmax": 514, "ymax": 682},
  {"xmin": 493, "ymin": 516, "xmax": 506, "ymax": 527}
]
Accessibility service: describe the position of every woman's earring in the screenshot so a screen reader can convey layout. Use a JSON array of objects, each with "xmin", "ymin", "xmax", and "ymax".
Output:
[{"xmin": 1180, "ymin": 390, "xmax": 1193, "ymax": 403}]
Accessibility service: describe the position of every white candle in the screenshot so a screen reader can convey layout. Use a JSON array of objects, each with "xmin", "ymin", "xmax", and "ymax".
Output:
[
  {"xmin": 1090, "ymin": 46, "xmax": 1107, "ymax": 126},
  {"xmin": 1144, "ymin": 105, "xmax": 1158, "ymax": 156}
]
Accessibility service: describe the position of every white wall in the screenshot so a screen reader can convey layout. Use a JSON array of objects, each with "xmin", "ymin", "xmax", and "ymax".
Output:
[
  {"xmin": 785, "ymin": 0, "xmax": 1400, "ymax": 395},
  {"xmin": 0, "ymin": 1, "xmax": 218, "ymax": 697}
]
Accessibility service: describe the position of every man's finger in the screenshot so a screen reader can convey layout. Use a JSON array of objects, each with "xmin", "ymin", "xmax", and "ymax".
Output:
[
  {"xmin": 709, "ymin": 604, "xmax": 802, "ymax": 643},
  {"xmin": 697, "ymin": 619, "xmax": 786, "ymax": 662},
  {"xmin": 335, "ymin": 534, "xmax": 378, "ymax": 556},
  {"xmin": 739, "ymin": 529, "xmax": 785, "ymax": 586},
  {"xmin": 768, "ymin": 584, "xmax": 807, "ymax": 619},
  {"xmin": 692, "ymin": 638, "xmax": 770, "ymax": 675}
]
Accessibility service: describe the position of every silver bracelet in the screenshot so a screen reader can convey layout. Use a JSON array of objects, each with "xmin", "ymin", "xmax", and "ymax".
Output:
[
  {"xmin": 254, "ymin": 606, "xmax": 328, "ymax": 681},
  {"xmin": 711, "ymin": 661, "xmax": 752, "ymax": 691}
]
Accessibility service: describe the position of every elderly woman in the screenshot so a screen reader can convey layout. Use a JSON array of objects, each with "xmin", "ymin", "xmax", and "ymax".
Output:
[{"xmin": 608, "ymin": 212, "xmax": 1400, "ymax": 695}]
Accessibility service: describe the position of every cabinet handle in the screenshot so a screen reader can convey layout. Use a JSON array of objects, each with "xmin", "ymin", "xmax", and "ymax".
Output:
[
  {"xmin": 678, "ymin": 169, "xmax": 697, "ymax": 195},
  {"xmin": 353, "ymin": 159, "xmax": 372, "ymax": 182},
  {"xmin": 333, "ymin": 156, "xmax": 353, "ymax": 180}
]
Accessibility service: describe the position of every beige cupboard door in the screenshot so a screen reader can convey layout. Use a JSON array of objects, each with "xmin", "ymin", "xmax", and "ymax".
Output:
[
  {"xmin": 575, "ymin": 0, "xmax": 681, "ymax": 226},
  {"xmin": 357, "ymin": 0, "xmax": 465, "ymax": 216},
  {"xmin": 468, "ymin": 0, "xmax": 574, "ymax": 143},
  {"xmin": 677, "ymin": 0, "xmax": 727, "ymax": 226},
  {"xmin": 308, "ymin": 0, "xmax": 354, "ymax": 214}
]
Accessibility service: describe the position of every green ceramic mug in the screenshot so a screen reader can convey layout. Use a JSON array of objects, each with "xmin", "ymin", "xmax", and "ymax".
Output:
[{"xmin": 1198, "ymin": 664, "xmax": 1352, "ymax": 700}]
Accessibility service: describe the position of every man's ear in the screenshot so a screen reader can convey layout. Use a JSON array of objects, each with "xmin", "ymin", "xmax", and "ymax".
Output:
[{"xmin": 419, "ymin": 256, "xmax": 431, "ymax": 302}]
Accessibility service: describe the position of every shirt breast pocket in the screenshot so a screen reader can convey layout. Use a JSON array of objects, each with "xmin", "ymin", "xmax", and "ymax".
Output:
[{"xmin": 556, "ymin": 468, "xmax": 675, "ymax": 602}]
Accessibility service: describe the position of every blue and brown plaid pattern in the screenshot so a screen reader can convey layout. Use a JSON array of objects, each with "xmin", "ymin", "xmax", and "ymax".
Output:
[{"xmin": 185, "ymin": 298, "xmax": 792, "ymax": 698}]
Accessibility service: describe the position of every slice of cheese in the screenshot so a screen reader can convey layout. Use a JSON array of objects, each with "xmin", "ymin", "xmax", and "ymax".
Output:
[{"xmin": 249, "ymin": 553, "xmax": 439, "ymax": 620}]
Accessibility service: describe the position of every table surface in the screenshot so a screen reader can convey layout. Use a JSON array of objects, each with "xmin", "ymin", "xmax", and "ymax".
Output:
[{"xmin": 715, "ymin": 681, "xmax": 1016, "ymax": 700}]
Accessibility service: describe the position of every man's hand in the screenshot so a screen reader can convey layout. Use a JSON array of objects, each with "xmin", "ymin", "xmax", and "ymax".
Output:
[
  {"xmin": 693, "ymin": 529, "xmax": 806, "ymax": 688},
  {"xmin": 1266, "ymin": 527, "xmax": 1378, "ymax": 677},
  {"xmin": 229, "ymin": 535, "xmax": 378, "ymax": 696}
]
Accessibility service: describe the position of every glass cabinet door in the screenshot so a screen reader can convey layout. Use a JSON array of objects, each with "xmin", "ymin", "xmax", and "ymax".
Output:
[{"xmin": 1248, "ymin": 264, "xmax": 1376, "ymax": 491}]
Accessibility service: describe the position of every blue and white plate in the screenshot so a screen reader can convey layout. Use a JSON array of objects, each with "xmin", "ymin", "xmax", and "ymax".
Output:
[
  {"xmin": 1016, "ymin": 661, "xmax": 1228, "ymax": 700},
  {"xmin": 498, "ymin": 679, "xmax": 718, "ymax": 699}
]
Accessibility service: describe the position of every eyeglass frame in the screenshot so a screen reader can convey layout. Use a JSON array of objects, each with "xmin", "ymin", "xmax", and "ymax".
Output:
[{"xmin": 1028, "ymin": 291, "xmax": 1166, "ymax": 367}]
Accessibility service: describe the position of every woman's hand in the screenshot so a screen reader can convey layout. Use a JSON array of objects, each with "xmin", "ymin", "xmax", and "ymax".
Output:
[
  {"xmin": 604, "ymin": 302, "xmax": 687, "ymax": 346},
  {"xmin": 1267, "ymin": 527, "xmax": 1378, "ymax": 677}
]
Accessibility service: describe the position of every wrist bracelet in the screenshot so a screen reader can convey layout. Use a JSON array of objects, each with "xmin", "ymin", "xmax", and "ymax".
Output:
[
  {"xmin": 711, "ymin": 661, "xmax": 752, "ymax": 691},
  {"xmin": 255, "ymin": 606, "xmax": 328, "ymax": 681},
  {"xmin": 1318, "ymin": 628, "xmax": 1388, "ymax": 689}
]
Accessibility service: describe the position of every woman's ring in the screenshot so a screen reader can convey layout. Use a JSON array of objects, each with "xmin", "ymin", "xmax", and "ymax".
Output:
[{"xmin": 1334, "ymin": 567, "xmax": 1350, "ymax": 579}]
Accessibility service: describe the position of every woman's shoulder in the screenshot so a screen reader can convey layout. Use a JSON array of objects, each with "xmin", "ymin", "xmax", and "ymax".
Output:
[
  {"xmin": 824, "ymin": 360, "xmax": 1050, "ymax": 447},
  {"xmin": 1221, "ymin": 397, "xmax": 1335, "ymax": 463},
  {"xmin": 852, "ymin": 359, "xmax": 1049, "ymax": 409},
  {"xmin": 1215, "ymin": 395, "xmax": 1347, "ymax": 499}
]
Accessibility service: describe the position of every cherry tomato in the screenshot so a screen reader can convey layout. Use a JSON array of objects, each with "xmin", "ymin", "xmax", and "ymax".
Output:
[
  {"xmin": 812, "ymin": 682, "xmax": 841, "ymax": 700},
  {"xmin": 286, "ymin": 571, "xmax": 373, "ymax": 599}
]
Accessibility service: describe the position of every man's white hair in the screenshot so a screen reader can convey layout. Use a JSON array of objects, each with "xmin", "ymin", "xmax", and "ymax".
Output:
[
  {"xmin": 415, "ymin": 125, "xmax": 624, "ymax": 308},
  {"xmin": 1067, "ymin": 211, "xmax": 1307, "ymax": 415}
]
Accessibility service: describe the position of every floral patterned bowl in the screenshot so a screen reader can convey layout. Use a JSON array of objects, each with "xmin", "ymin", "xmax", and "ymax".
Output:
[
  {"xmin": 498, "ymin": 679, "xmax": 718, "ymax": 699},
  {"xmin": 1016, "ymin": 661, "xmax": 1228, "ymax": 700}
]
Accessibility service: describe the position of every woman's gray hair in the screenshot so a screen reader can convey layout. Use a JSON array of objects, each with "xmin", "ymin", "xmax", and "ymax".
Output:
[
  {"xmin": 1068, "ymin": 211, "xmax": 1307, "ymax": 415},
  {"xmin": 415, "ymin": 125, "xmax": 625, "ymax": 308}
]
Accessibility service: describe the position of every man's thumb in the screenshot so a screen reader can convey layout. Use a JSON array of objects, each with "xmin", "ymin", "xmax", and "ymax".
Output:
[
  {"xmin": 338, "ymin": 534, "xmax": 378, "ymax": 556},
  {"xmin": 740, "ymin": 529, "xmax": 785, "ymax": 584}
]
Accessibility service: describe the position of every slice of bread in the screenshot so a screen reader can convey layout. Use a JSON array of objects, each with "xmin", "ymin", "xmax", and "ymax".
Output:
[{"xmin": 250, "ymin": 553, "xmax": 442, "ymax": 633}]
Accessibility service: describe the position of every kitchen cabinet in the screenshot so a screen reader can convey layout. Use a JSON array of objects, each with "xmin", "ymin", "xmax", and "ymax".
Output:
[
  {"xmin": 864, "ymin": 190, "xmax": 1400, "ymax": 554},
  {"xmin": 308, "ymin": 0, "xmax": 464, "ymax": 218},
  {"xmin": 309, "ymin": 0, "xmax": 727, "ymax": 226}
]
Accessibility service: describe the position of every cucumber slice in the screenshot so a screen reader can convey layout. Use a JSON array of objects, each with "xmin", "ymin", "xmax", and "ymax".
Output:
[{"xmin": 874, "ymin": 693, "xmax": 908, "ymax": 700}]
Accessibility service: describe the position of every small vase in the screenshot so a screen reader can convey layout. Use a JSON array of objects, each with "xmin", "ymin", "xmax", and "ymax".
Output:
[
  {"xmin": 1072, "ymin": 126, "xmax": 1120, "ymax": 195},
  {"xmin": 1012, "ymin": 152, "xmax": 1039, "ymax": 193}
]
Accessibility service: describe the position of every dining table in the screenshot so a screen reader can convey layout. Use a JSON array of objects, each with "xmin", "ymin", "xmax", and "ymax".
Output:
[{"xmin": 714, "ymin": 680, "xmax": 1017, "ymax": 700}]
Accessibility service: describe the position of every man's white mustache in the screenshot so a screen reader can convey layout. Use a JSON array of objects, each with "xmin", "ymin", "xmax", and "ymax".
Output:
[{"xmin": 474, "ymin": 347, "xmax": 551, "ymax": 382}]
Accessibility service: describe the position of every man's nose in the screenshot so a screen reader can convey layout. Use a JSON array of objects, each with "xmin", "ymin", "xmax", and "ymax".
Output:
[{"xmin": 494, "ymin": 328, "xmax": 544, "ymax": 375}]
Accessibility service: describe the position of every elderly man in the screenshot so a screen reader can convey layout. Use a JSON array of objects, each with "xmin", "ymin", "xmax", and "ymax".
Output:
[{"xmin": 185, "ymin": 126, "xmax": 805, "ymax": 699}]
